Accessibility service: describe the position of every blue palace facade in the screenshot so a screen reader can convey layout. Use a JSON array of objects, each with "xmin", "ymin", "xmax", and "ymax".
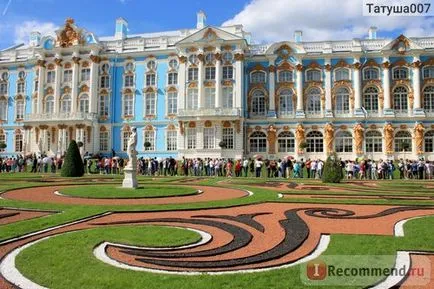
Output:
[{"xmin": 0, "ymin": 11, "xmax": 433, "ymax": 161}]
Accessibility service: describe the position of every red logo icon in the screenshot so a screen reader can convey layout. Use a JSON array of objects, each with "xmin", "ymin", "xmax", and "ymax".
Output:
[{"xmin": 306, "ymin": 260, "xmax": 327, "ymax": 280}]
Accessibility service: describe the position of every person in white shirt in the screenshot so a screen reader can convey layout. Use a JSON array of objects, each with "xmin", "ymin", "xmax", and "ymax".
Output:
[
  {"xmin": 243, "ymin": 159, "xmax": 249, "ymax": 177},
  {"xmin": 316, "ymin": 159, "xmax": 323, "ymax": 178},
  {"xmin": 255, "ymin": 159, "xmax": 263, "ymax": 178}
]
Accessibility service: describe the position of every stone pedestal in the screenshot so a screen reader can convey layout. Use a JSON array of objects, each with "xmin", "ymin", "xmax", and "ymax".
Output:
[{"xmin": 122, "ymin": 154, "xmax": 138, "ymax": 189}]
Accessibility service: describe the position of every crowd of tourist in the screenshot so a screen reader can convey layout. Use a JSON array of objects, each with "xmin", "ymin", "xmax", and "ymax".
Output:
[{"xmin": 0, "ymin": 154, "xmax": 433, "ymax": 180}]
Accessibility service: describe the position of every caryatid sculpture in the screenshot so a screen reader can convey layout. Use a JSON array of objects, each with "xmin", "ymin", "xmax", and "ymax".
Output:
[
  {"xmin": 414, "ymin": 122, "xmax": 425, "ymax": 154},
  {"xmin": 324, "ymin": 123, "xmax": 335, "ymax": 154},
  {"xmin": 383, "ymin": 123, "xmax": 395, "ymax": 154},
  {"xmin": 295, "ymin": 124, "xmax": 305, "ymax": 153},
  {"xmin": 353, "ymin": 123, "xmax": 364, "ymax": 155}
]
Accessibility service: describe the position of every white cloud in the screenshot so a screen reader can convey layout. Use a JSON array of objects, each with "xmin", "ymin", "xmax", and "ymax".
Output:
[
  {"xmin": 223, "ymin": 0, "xmax": 434, "ymax": 43},
  {"xmin": 14, "ymin": 20, "xmax": 57, "ymax": 44}
]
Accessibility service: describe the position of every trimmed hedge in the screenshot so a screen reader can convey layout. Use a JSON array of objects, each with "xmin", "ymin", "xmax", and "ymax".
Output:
[
  {"xmin": 61, "ymin": 140, "xmax": 84, "ymax": 177},
  {"xmin": 322, "ymin": 153, "xmax": 343, "ymax": 183}
]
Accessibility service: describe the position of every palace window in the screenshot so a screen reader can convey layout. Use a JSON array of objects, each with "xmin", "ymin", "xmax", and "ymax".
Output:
[
  {"xmin": 204, "ymin": 87, "xmax": 215, "ymax": 108},
  {"xmin": 306, "ymin": 88, "xmax": 321, "ymax": 115},
  {"xmin": 99, "ymin": 130, "xmax": 109, "ymax": 151},
  {"xmin": 189, "ymin": 55, "xmax": 198, "ymax": 65},
  {"xmin": 79, "ymin": 94, "xmax": 89, "ymax": 113},
  {"xmin": 222, "ymin": 86, "xmax": 233, "ymax": 108},
  {"xmin": 15, "ymin": 131, "xmax": 23, "ymax": 152},
  {"xmin": 187, "ymin": 88, "xmax": 198, "ymax": 110},
  {"xmin": 63, "ymin": 69, "xmax": 72, "ymax": 82},
  {"xmin": 425, "ymin": 130, "xmax": 434, "ymax": 152},
  {"xmin": 18, "ymin": 71, "xmax": 25, "ymax": 80},
  {"xmin": 222, "ymin": 128, "xmax": 234, "ymax": 149},
  {"xmin": 47, "ymin": 70, "xmax": 55, "ymax": 84},
  {"xmin": 0, "ymin": 97, "xmax": 7, "ymax": 121},
  {"xmin": 186, "ymin": 128, "xmax": 196, "ymax": 149},
  {"xmin": 45, "ymin": 95, "xmax": 54, "ymax": 114},
  {"xmin": 169, "ymin": 59, "xmax": 178, "ymax": 70},
  {"xmin": 365, "ymin": 131, "xmax": 382, "ymax": 153},
  {"xmin": 278, "ymin": 131, "xmax": 295, "ymax": 153},
  {"xmin": 393, "ymin": 67, "xmax": 408, "ymax": 80},
  {"xmin": 251, "ymin": 90, "xmax": 266, "ymax": 116},
  {"xmin": 251, "ymin": 71, "xmax": 266, "ymax": 83},
  {"xmin": 125, "ymin": 62, "xmax": 134, "ymax": 73},
  {"xmin": 167, "ymin": 91, "xmax": 177, "ymax": 114},
  {"xmin": 0, "ymin": 82, "xmax": 7, "ymax": 95},
  {"xmin": 33, "ymin": 80, "xmax": 38, "ymax": 93},
  {"xmin": 145, "ymin": 73, "xmax": 156, "ymax": 87},
  {"xmin": 393, "ymin": 86, "xmax": 408, "ymax": 113},
  {"xmin": 222, "ymin": 52, "xmax": 233, "ymax": 63},
  {"xmin": 306, "ymin": 131, "xmax": 324, "ymax": 153},
  {"xmin": 100, "ymin": 75, "xmax": 110, "ymax": 88},
  {"xmin": 123, "ymin": 94, "xmax": 134, "ymax": 117},
  {"xmin": 279, "ymin": 89, "xmax": 294, "ymax": 116},
  {"xmin": 205, "ymin": 53, "xmax": 215, "ymax": 65},
  {"xmin": 363, "ymin": 67, "xmax": 379, "ymax": 80},
  {"xmin": 99, "ymin": 94, "xmax": 109, "ymax": 117},
  {"xmin": 363, "ymin": 87, "xmax": 379, "ymax": 112},
  {"xmin": 203, "ymin": 127, "xmax": 215, "ymax": 149},
  {"xmin": 147, "ymin": 60, "xmax": 157, "ymax": 71},
  {"xmin": 46, "ymin": 131, "xmax": 51, "ymax": 152},
  {"xmin": 188, "ymin": 68, "xmax": 198, "ymax": 81},
  {"xmin": 222, "ymin": 66, "xmax": 233, "ymax": 80},
  {"xmin": 166, "ymin": 130, "xmax": 177, "ymax": 151},
  {"xmin": 17, "ymin": 82, "xmax": 25, "ymax": 94},
  {"xmin": 124, "ymin": 75, "xmax": 134, "ymax": 87},
  {"xmin": 394, "ymin": 131, "xmax": 412, "ymax": 152},
  {"xmin": 168, "ymin": 72, "xmax": 178, "ymax": 85},
  {"xmin": 335, "ymin": 87, "xmax": 350, "ymax": 114},
  {"xmin": 306, "ymin": 69, "xmax": 321, "ymax": 81},
  {"xmin": 335, "ymin": 131, "xmax": 353, "ymax": 152},
  {"xmin": 205, "ymin": 67, "xmax": 216, "ymax": 80},
  {"xmin": 278, "ymin": 70, "xmax": 293, "ymax": 82},
  {"xmin": 423, "ymin": 66, "xmax": 434, "ymax": 79},
  {"xmin": 1, "ymin": 72, "xmax": 8, "ymax": 81},
  {"xmin": 100, "ymin": 63, "xmax": 110, "ymax": 74},
  {"xmin": 122, "ymin": 130, "xmax": 131, "ymax": 151},
  {"xmin": 144, "ymin": 130, "xmax": 155, "ymax": 151},
  {"xmin": 144, "ymin": 92, "xmax": 156, "ymax": 116},
  {"xmin": 81, "ymin": 68, "xmax": 90, "ymax": 82},
  {"xmin": 249, "ymin": 131, "xmax": 266, "ymax": 153},
  {"xmin": 61, "ymin": 95, "xmax": 72, "ymax": 113},
  {"xmin": 15, "ymin": 98, "xmax": 24, "ymax": 120},
  {"xmin": 423, "ymin": 86, "xmax": 434, "ymax": 112},
  {"xmin": 0, "ymin": 131, "xmax": 5, "ymax": 152},
  {"xmin": 335, "ymin": 68, "xmax": 350, "ymax": 81}
]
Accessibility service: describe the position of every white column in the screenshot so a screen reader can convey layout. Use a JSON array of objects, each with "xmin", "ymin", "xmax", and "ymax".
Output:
[
  {"xmin": 178, "ymin": 56, "xmax": 186, "ymax": 111},
  {"xmin": 215, "ymin": 53, "xmax": 222, "ymax": 108},
  {"xmin": 89, "ymin": 54, "xmax": 99, "ymax": 114},
  {"xmin": 324, "ymin": 61, "xmax": 333, "ymax": 117},
  {"xmin": 234, "ymin": 54, "xmax": 244, "ymax": 109},
  {"xmin": 353, "ymin": 61, "xmax": 363, "ymax": 116},
  {"xmin": 196, "ymin": 123, "xmax": 203, "ymax": 149},
  {"xmin": 412, "ymin": 59, "xmax": 424, "ymax": 116},
  {"xmin": 43, "ymin": 128, "xmax": 47, "ymax": 152},
  {"xmin": 296, "ymin": 64, "xmax": 305, "ymax": 118},
  {"xmin": 198, "ymin": 53, "xmax": 204, "ymax": 108},
  {"xmin": 53, "ymin": 58, "xmax": 62, "ymax": 114},
  {"xmin": 71, "ymin": 56, "xmax": 80, "ymax": 114},
  {"xmin": 62, "ymin": 128, "xmax": 66, "ymax": 152},
  {"xmin": 37, "ymin": 60, "xmax": 46, "ymax": 114},
  {"xmin": 268, "ymin": 65, "xmax": 276, "ymax": 117},
  {"xmin": 382, "ymin": 60, "xmax": 393, "ymax": 116}
]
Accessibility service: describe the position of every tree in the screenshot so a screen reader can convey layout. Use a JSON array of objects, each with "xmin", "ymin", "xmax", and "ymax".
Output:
[
  {"xmin": 61, "ymin": 140, "xmax": 84, "ymax": 177},
  {"xmin": 0, "ymin": 142, "xmax": 6, "ymax": 150},
  {"xmin": 299, "ymin": 142, "xmax": 308, "ymax": 151},
  {"xmin": 322, "ymin": 152, "xmax": 343, "ymax": 183},
  {"xmin": 144, "ymin": 141, "xmax": 151, "ymax": 149}
]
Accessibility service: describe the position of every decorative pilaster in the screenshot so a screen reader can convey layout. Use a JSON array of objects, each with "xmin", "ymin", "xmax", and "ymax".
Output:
[
  {"xmin": 234, "ymin": 53, "xmax": 244, "ymax": 109},
  {"xmin": 382, "ymin": 60, "xmax": 394, "ymax": 116},
  {"xmin": 412, "ymin": 59, "xmax": 424, "ymax": 116},
  {"xmin": 353, "ymin": 61, "xmax": 363, "ymax": 116},
  {"xmin": 215, "ymin": 52, "xmax": 222, "ymax": 108},
  {"xmin": 71, "ymin": 55, "xmax": 80, "ymax": 114},
  {"xmin": 295, "ymin": 64, "xmax": 305, "ymax": 118},
  {"xmin": 36, "ymin": 59, "xmax": 46, "ymax": 114},
  {"xmin": 89, "ymin": 54, "xmax": 100, "ymax": 114},
  {"xmin": 53, "ymin": 57, "xmax": 62, "ymax": 114},
  {"xmin": 324, "ymin": 62, "xmax": 333, "ymax": 117},
  {"xmin": 178, "ymin": 56, "xmax": 187, "ymax": 111},
  {"xmin": 268, "ymin": 64, "xmax": 276, "ymax": 117},
  {"xmin": 197, "ymin": 52, "xmax": 204, "ymax": 108}
]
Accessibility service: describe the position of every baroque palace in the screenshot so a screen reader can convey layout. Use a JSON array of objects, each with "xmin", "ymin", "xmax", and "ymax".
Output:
[{"xmin": 0, "ymin": 11, "xmax": 433, "ymax": 161}]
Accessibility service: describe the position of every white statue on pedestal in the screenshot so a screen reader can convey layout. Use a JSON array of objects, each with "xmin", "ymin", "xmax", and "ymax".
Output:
[{"xmin": 122, "ymin": 127, "xmax": 138, "ymax": 188}]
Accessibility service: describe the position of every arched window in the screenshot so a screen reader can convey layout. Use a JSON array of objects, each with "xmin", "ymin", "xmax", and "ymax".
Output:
[
  {"xmin": 188, "ymin": 67, "xmax": 198, "ymax": 81},
  {"xmin": 99, "ymin": 128, "xmax": 109, "ymax": 151},
  {"xmin": 335, "ymin": 68, "xmax": 350, "ymax": 81},
  {"xmin": 222, "ymin": 126, "xmax": 234, "ymax": 149},
  {"xmin": 363, "ymin": 67, "xmax": 379, "ymax": 80},
  {"xmin": 204, "ymin": 87, "xmax": 216, "ymax": 108},
  {"xmin": 306, "ymin": 131, "xmax": 323, "ymax": 153},
  {"xmin": 0, "ymin": 97, "xmax": 6, "ymax": 121},
  {"xmin": 187, "ymin": 88, "xmax": 198, "ymax": 110},
  {"xmin": 423, "ymin": 86, "xmax": 434, "ymax": 112},
  {"xmin": 278, "ymin": 70, "xmax": 293, "ymax": 82},
  {"xmin": 144, "ymin": 128, "xmax": 155, "ymax": 151},
  {"xmin": 222, "ymin": 66, "xmax": 233, "ymax": 80},
  {"xmin": 100, "ymin": 75, "xmax": 110, "ymax": 89},
  {"xmin": 0, "ymin": 130, "xmax": 5, "ymax": 152},
  {"xmin": 394, "ymin": 131, "xmax": 412, "ymax": 152},
  {"xmin": 81, "ymin": 67, "xmax": 90, "ymax": 82},
  {"xmin": 166, "ymin": 128, "xmax": 177, "ymax": 151},
  {"xmin": 425, "ymin": 130, "xmax": 434, "ymax": 152},
  {"xmin": 393, "ymin": 67, "xmax": 408, "ymax": 80},
  {"xmin": 167, "ymin": 90, "xmax": 177, "ymax": 114},
  {"xmin": 335, "ymin": 87, "xmax": 350, "ymax": 114},
  {"xmin": 306, "ymin": 69, "xmax": 321, "ymax": 81},
  {"xmin": 122, "ymin": 127, "xmax": 131, "ymax": 151},
  {"xmin": 15, "ymin": 97, "xmax": 24, "ymax": 120},
  {"xmin": 203, "ymin": 126, "xmax": 215, "ymax": 149},
  {"xmin": 393, "ymin": 86, "xmax": 408, "ymax": 113},
  {"xmin": 222, "ymin": 86, "xmax": 233, "ymax": 108},
  {"xmin": 61, "ymin": 95, "xmax": 71, "ymax": 113},
  {"xmin": 79, "ymin": 94, "xmax": 89, "ymax": 113},
  {"xmin": 251, "ymin": 90, "xmax": 266, "ymax": 116},
  {"xmin": 45, "ymin": 95, "xmax": 54, "ymax": 114},
  {"xmin": 15, "ymin": 130, "xmax": 23, "ymax": 152},
  {"xmin": 144, "ymin": 92, "xmax": 156, "ymax": 115},
  {"xmin": 278, "ymin": 131, "xmax": 295, "ymax": 153},
  {"xmin": 123, "ymin": 94, "xmax": 134, "ymax": 117},
  {"xmin": 423, "ymin": 66, "xmax": 434, "ymax": 79},
  {"xmin": 124, "ymin": 74, "xmax": 134, "ymax": 87},
  {"xmin": 145, "ymin": 73, "xmax": 156, "ymax": 86},
  {"xmin": 365, "ymin": 131, "xmax": 382, "ymax": 153},
  {"xmin": 99, "ymin": 94, "xmax": 109, "ymax": 117},
  {"xmin": 335, "ymin": 131, "xmax": 353, "ymax": 152},
  {"xmin": 17, "ymin": 81, "xmax": 25, "ymax": 94},
  {"xmin": 363, "ymin": 87, "xmax": 379, "ymax": 113},
  {"xmin": 306, "ymin": 88, "xmax": 321, "ymax": 115},
  {"xmin": 279, "ymin": 89, "xmax": 294, "ymax": 116},
  {"xmin": 186, "ymin": 127, "xmax": 196, "ymax": 149},
  {"xmin": 249, "ymin": 131, "xmax": 266, "ymax": 152},
  {"xmin": 251, "ymin": 71, "xmax": 266, "ymax": 83}
]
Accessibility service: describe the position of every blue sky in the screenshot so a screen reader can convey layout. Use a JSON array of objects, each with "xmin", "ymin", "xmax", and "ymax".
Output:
[{"xmin": 0, "ymin": 0, "xmax": 432, "ymax": 49}]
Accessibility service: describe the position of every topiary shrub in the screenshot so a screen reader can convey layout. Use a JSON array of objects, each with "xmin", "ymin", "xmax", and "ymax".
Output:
[
  {"xmin": 0, "ymin": 142, "xmax": 6, "ymax": 149},
  {"xmin": 322, "ymin": 152, "xmax": 343, "ymax": 183},
  {"xmin": 144, "ymin": 141, "xmax": 151, "ymax": 149},
  {"xmin": 219, "ymin": 141, "xmax": 227, "ymax": 148},
  {"xmin": 61, "ymin": 140, "xmax": 84, "ymax": 177}
]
